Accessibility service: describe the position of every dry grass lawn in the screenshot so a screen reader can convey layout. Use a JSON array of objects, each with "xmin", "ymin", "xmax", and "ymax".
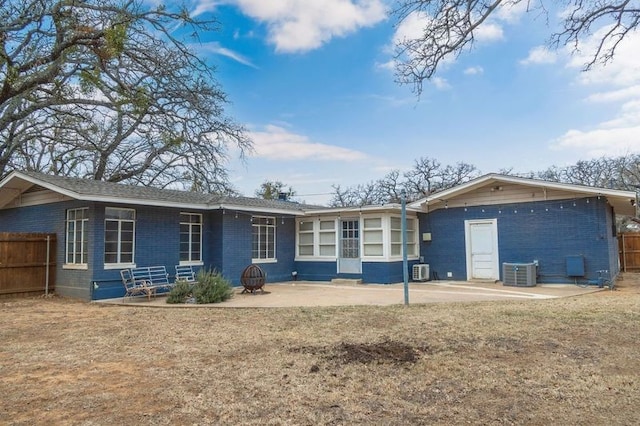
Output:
[{"xmin": 1, "ymin": 276, "xmax": 639, "ymax": 425}]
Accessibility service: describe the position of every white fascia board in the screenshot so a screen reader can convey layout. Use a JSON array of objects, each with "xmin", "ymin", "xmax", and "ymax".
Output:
[
  {"xmin": 216, "ymin": 204, "xmax": 306, "ymax": 216},
  {"xmin": 409, "ymin": 173, "xmax": 636, "ymax": 208},
  {"xmin": 303, "ymin": 205, "xmax": 421, "ymax": 216}
]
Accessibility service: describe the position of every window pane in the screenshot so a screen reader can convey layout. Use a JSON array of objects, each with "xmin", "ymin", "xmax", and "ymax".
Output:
[
  {"xmin": 364, "ymin": 218, "xmax": 381, "ymax": 228},
  {"xmin": 391, "ymin": 244, "xmax": 401, "ymax": 256},
  {"xmin": 319, "ymin": 221, "xmax": 334, "ymax": 230},
  {"xmin": 364, "ymin": 244, "xmax": 383, "ymax": 256},
  {"xmin": 299, "ymin": 221, "xmax": 313, "ymax": 231},
  {"xmin": 319, "ymin": 232, "xmax": 335, "ymax": 244},
  {"xmin": 319, "ymin": 245, "xmax": 335, "ymax": 256},
  {"xmin": 299, "ymin": 233, "xmax": 313, "ymax": 245},
  {"xmin": 299, "ymin": 246, "xmax": 313, "ymax": 256},
  {"xmin": 363, "ymin": 230, "xmax": 382, "ymax": 243},
  {"xmin": 391, "ymin": 230, "xmax": 401, "ymax": 244},
  {"xmin": 391, "ymin": 217, "xmax": 401, "ymax": 229},
  {"xmin": 406, "ymin": 218, "xmax": 415, "ymax": 231}
]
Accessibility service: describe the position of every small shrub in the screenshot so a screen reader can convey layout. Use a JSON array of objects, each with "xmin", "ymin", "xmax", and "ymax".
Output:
[
  {"xmin": 193, "ymin": 269, "xmax": 234, "ymax": 304},
  {"xmin": 166, "ymin": 280, "xmax": 193, "ymax": 304}
]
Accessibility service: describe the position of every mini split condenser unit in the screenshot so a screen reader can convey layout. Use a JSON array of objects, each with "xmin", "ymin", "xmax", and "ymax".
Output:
[
  {"xmin": 502, "ymin": 263, "xmax": 537, "ymax": 287},
  {"xmin": 412, "ymin": 264, "xmax": 430, "ymax": 281}
]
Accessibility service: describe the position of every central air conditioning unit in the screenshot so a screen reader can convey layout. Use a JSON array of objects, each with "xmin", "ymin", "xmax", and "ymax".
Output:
[
  {"xmin": 412, "ymin": 264, "xmax": 430, "ymax": 281},
  {"xmin": 502, "ymin": 263, "xmax": 537, "ymax": 287}
]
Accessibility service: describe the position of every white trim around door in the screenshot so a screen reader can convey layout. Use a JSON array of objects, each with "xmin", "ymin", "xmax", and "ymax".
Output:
[{"xmin": 464, "ymin": 219, "xmax": 499, "ymax": 281}]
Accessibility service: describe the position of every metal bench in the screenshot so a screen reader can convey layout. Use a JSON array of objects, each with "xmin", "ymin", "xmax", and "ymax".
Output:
[
  {"xmin": 120, "ymin": 269, "xmax": 156, "ymax": 302},
  {"xmin": 121, "ymin": 265, "xmax": 199, "ymax": 301},
  {"xmin": 175, "ymin": 265, "xmax": 197, "ymax": 283}
]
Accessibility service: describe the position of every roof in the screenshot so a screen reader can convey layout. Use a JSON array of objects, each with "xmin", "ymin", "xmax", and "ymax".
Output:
[
  {"xmin": 0, "ymin": 171, "xmax": 316, "ymax": 215},
  {"xmin": 408, "ymin": 173, "xmax": 637, "ymax": 216}
]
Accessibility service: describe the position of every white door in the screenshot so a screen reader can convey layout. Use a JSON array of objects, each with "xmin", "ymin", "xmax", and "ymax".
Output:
[
  {"xmin": 465, "ymin": 219, "xmax": 499, "ymax": 280},
  {"xmin": 338, "ymin": 219, "xmax": 361, "ymax": 274}
]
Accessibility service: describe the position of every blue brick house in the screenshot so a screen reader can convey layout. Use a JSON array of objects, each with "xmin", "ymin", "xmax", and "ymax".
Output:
[
  {"xmin": 409, "ymin": 174, "xmax": 635, "ymax": 284},
  {"xmin": 0, "ymin": 171, "xmax": 635, "ymax": 300}
]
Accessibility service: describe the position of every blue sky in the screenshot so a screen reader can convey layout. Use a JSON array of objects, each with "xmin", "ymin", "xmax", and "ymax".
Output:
[{"xmin": 178, "ymin": 1, "xmax": 640, "ymax": 204}]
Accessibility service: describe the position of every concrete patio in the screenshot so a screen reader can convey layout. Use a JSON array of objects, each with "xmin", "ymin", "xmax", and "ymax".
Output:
[{"xmin": 95, "ymin": 280, "xmax": 604, "ymax": 308}]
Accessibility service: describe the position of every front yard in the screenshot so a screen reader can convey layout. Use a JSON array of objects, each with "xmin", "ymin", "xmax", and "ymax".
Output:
[{"xmin": 1, "ymin": 277, "xmax": 639, "ymax": 425}]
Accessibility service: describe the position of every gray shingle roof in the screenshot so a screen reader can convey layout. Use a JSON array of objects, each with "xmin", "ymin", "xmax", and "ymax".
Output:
[{"xmin": 18, "ymin": 171, "xmax": 320, "ymax": 212}]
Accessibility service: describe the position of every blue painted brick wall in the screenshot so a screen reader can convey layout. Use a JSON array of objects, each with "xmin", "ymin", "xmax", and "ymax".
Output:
[
  {"xmin": 419, "ymin": 196, "xmax": 618, "ymax": 283},
  {"xmin": 220, "ymin": 212, "xmax": 296, "ymax": 285},
  {"xmin": 295, "ymin": 261, "xmax": 337, "ymax": 281}
]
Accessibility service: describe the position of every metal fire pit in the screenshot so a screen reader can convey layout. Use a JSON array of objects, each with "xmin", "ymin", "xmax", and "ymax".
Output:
[{"xmin": 240, "ymin": 264, "xmax": 266, "ymax": 294}]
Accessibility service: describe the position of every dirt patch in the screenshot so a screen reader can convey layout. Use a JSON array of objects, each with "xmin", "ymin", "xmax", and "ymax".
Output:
[{"xmin": 1, "ymin": 274, "xmax": 640, "ymax": 424}]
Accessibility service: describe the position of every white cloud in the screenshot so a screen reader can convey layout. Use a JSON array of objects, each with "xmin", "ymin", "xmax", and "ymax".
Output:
[
  {"xmin": 494, "ymin": 0, "xmax": 529, "ymax": 23},
  {"xmin": 551, "ymin": 125, "xmax": 640, "ymax": 158},
  {"xmin": 231, "ymin": 0, "xmax": 387, "ymax": 53},
  {"xmin": 475, "ymin": 22, "xmax": 504, "ymax": 42},
  {"xmin": 566, "ymin": 27, "xmax": 640, "ymax": 87},
  {"xmin": 431, "ymin": 76, "xmax": 451, "ymax": 90},
  {"xmin": 551, "ymin": 27, "xmax": 640, "ymax": 159},
  {"xmin": 198, "ymin": 42, "xmax": 257, "ymax": 68},
  {"xmin": 190, "ymin": 0, "xmax": 218, "ymax": 17},
  {"xmin": 520, "ymin": 46, "xmax": 557, "ymax": 65},
  {"xmin": 585, "ymin": 85, "xmax": 640, "ymax": 103},
  {"xmin": 464, "ymin": 66, "xmax": 484, "ymax": 75},
  {"xmin": 392, "ymin": 10, "xmax": 428, "ymax": 44},
  {"xmin": 248, "ymin": 125, "xmax": 369, "ymax": 161}
]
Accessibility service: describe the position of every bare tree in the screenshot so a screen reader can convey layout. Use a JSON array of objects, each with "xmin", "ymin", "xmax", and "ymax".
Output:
[
  {"xmin": 0, "ymin": 0, "xmax": 250, "ymax": 191},
  {"xmin": 393, "ymin": 0, "xmax": 640, "ymax": 94},
  {"xmin": 329, "ymin": 156, "xmax": 479, "ymax": 206}
]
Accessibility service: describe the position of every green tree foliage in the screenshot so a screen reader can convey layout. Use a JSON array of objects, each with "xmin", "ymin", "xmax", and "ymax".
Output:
[
  {"xmin": 0, "ymin": 0, "xmax": 250, "ymax": 192},
  {"xmin": 255, "ymin": 180, "xmax": 296, "ymax": 200}
]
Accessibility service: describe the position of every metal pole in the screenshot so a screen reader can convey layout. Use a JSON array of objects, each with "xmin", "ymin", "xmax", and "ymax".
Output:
[
  {"xmin": 402, "ymin": 190, "xmax": 409, "ymax": 305},
  {"xmin": 45, "ymin": 235, "xmax": 50, "ymax": 296}
]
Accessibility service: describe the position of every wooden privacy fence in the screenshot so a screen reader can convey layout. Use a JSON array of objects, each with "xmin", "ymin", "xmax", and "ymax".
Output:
[
  {"xmin": 0, "ymin": 233, "xmax": 56, "ymax": 297},
  {"xmin": 618, "ymin": 233, "xmax": 640, "ymax": 272}
]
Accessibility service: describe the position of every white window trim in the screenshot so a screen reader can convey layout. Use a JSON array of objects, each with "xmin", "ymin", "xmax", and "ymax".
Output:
[
  {"xmin": 65, "ymin": 207, "xmax": 89, "ymax": 267},
  {"xmin": 62, "ymin": 263, "xmax": 89, "ymax": 270},
  {"xmin": 295, "ymin": 218, "xmax": 338, "ymax": 260},
  {"xmin": 389, "ymin": 215, "xmax": 419, "ymax": 260},
  {"xmin": 104, "ymin": 207, "xmax": 136, "ymax": 267},
  {"xmin": 295, "ymin": 214, "xmax": 420, "ymax": 262},
  {"xmin": 252, "ymin": 215, "xmax": 277, "ymax": 262},
  {"xmin": 180, "ymin": 212, "xmax": 203, "ymax": 264},
  {"xmin": 104, "ymin": 262, "xmax": 137, "ymax": 270}
]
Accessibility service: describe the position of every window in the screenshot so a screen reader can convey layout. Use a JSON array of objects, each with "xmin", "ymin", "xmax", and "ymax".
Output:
[
  {"xmin": 66, "ymin": 208, "xmax": 88, "ymax": 265},
  {"xmin": 252, "ymin": 216, "xmax": 276, "ymax": 261},
  {"xmin": 363, "ymin": 217, "xmax": 383, "ymax": 256},
  {"xmin": 391, "ymin": 217, "xmax": 417, "ymax": 257},
  {"xmin": 180, "ymin": 213, "xmax": 202, "ymax": 263},
  {"xmin": 298, "ymin": 221, "xmax": 314, "ymax": 256},
  {"xmin": 318, "ymin": 220, "xmax": 336, "ymax": 256},
  {"xmin": 104, "ymin": 207, "xmax": 135, "ymax": 265}
]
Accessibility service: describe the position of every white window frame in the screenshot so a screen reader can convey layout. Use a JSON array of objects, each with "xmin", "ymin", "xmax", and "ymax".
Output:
[
  {"xmin": 64, "ymin": 207, "xmax": 89, "ymax": 269},
  {"xmin": 252, "ymin": 216, "xmax": 277, "ymax": 263},
  {"xmin": 297, "ymin": 220, "xmax": 315, "ymax": 257},
  {"xmin": 104, "ymin": 207, "xmax": 136, "ymax": 269},
  {"xmin": 295, "ymin": 214, "xmax": 420, "ymax": 262},
  {"xmin": 179, "ymin": 212, "xmax": 203, "ymax": 265},
  {"xmin": 318, "ymin": 219, "xmax": 336, "ymax": 257},
  {"xmin": 362, "ymin": 217, "xmax": 384, "ymax": 257},
  {"xmin": 390, "ymin": 216, "xmax": 418, "ymax": 258},
  {"xmin": 295, "ymin": 218, "xmax": 337, "ymax": 260}
]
